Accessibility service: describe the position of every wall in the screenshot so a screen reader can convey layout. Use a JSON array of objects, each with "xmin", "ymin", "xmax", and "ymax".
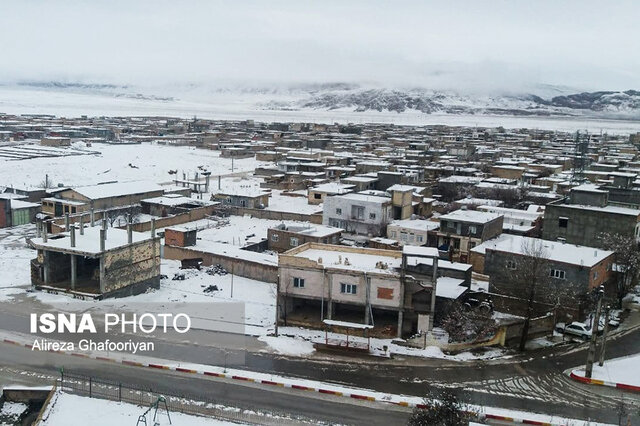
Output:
[
  {"xmin": 102, "ymin": 238, "xmax": 161, "ymax": 294},
  {"xmin": 267, "ymin": 228, "xmax": 340, "ymax": 252},
  {"xmin": 0, "ymin": 199, "xmax": 9, "ymax": 228},
  {"xmin": 224, "ymin": 206, "xmax": 323, "ymax": 224},
  {"xmin": 163, "ymin": 245, "xmax": 278, "ymax": 283},
  {"xmin": 542, "ymin": 202, "xmax": 640, "ymax": 247}
]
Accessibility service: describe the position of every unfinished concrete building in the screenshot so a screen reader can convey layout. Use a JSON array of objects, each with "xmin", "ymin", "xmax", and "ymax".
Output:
[{"xmin": 28, "ymin": 220, "xmax": 161, "ymax": 299}]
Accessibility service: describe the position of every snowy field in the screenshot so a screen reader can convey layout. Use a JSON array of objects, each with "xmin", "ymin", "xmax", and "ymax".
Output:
[
  {"xmin": 2, "ymin": 86, "xmax": 640, "ymax": 134},
  {"xmin": 0, "ymin": 142, "xmax": 269, "ymax": 189},
  {"xmin": 40, "ymin": 391, "xmax": 243, "ymax": 426}
]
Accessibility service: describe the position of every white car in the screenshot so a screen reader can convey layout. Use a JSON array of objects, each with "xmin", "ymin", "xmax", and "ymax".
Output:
[{"xmin": 562, "ymin": 322, "xmax": 593, "ymax": 340}]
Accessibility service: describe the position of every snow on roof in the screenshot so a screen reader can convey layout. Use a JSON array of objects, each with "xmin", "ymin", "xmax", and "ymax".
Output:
[
  {"xmin": 387, "ymin": 184, "xmax": 419, "ymax": 192},
  {"xmin": 455, "ymin": 198, "xmax": 503, "ymax": 207},
  {"xmin": 273, "ymin": 224, "xmax": 342, "ymax": 238},
  {"xmin": 29, "ymin": 226, "xmax": 155, "ymax": 255},
  {"xmin": 323, "ymin": 319, "xmax": 373, "ymax": 329},
  {"xmin": 310, "ymin": 182, "xmax": 355, "ymax": 193},
  {"xmin": 338, "ymin": 193, "xmax": 391, "ymax": 204},
  {"xmin": 436, "ymin": 277, "xmax": 467, "ymax": 299},
  {"xmin": 557, "ymin": 203, "xmax": 640, "ymax": 216},
  {"xmin": 439, "ymin": 209, "xmax": 502, "ymax": 224},
  {"xmin": 342, "ymin": 176, "xmax": 378, "ymax": 183},
  {"xmin": 477, "ymin": 205, "xmax": 542, "ymax": 221},
  {"xmin": 389, "ymin": 219, "xmax": 440, "ymax": 232},
  {"xmin": 402, "ymin": 245, "xmax": 439, "ymax": 258},
  {"xmin": 471, "ymin": 234, "xmax": 614, "ymax": 267},
  {"xmin": 10, "ymin": 199, "xmax": 40, "ymax": 209},
  {"xmin": 293, "ymin": 247, "xmax": 401, "ymax": 274},
  {"xmin": 406, "ymin": 256, "xmax": 472, "ymax": 272},
  {"xmin": 571, "ymin": 183, "xmax": 608, "ymax": 193},
  {"xmin": 141, "ymin": 195, "xmax": 215, "ymax": 207},
  {"xmin": 71, "ymin": 181, "xmax": 164, "ymax": 200}
]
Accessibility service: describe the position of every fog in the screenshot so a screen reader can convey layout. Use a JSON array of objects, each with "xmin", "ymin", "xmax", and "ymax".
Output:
[{"xmin": 0, "ymin": 1, "xmax": 638, "ymax": 93}]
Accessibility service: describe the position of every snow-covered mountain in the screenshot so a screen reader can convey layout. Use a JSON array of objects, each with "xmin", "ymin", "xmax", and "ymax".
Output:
[{"xmin": 3, "ymin": 81, "xmax": 640, "ymax": 120}]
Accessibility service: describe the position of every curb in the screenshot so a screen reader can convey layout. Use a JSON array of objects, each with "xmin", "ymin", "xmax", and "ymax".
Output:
[
  {"xmin": 569, "ymin": 371, "xmax": 640, "ymax": 393},
  {"xmin": 3, "ymin": 337, "xmax": 559, "ymax": 425}
]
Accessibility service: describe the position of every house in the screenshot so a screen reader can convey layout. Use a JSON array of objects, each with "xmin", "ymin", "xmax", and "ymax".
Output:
[
  {"xmin": 542, "ymin": 187, "xmax": 640, "ymax": 247},
  {"xmin": 41, "ymin": 181, "xmax": 166, "ymax": 217},
  {"xmin": 267, "ymin": 223, "xmax": 342, "ymax": 252},
  {"xmin": 41, "ymin": 136, "xmax": 71, "ymax": 147},
  {"xmin": 140, "ymin": 194, "xmax": 217, "ymax": 217},
  {"xmin": 387, "ymin": 218, "xmax": 440, "ymax": 246},
  {"xmin": 213, "ymin": 188, "xmax": 270, "ymax": 209},
  {"xmin": 477, "ymin": 205, "xmax": 544, "ymax": 236},
  {"xmin": 28, "ymin": 223, "xmax": 161, "ymax": 299},
  {"xmin": 322, "ymin": 193, "xmax": 393, "ymax": 237},
  {"xmin": 0, "ymin": 194, "xmax": 40, "ymax": 227},
  {"xmin": 471, "ymin": 234, "xmax": 615, "ymax": 320},
  {"xmin": 432, "ymin": 209, "xmax": 503, "ymax": 262},
  {"xmin": 307, "ymin": 183, "xmax": 355, "ymax": 205},
  {"xmin": 277, "ymin": 243, "xmax": 441, "ymax": 337}
]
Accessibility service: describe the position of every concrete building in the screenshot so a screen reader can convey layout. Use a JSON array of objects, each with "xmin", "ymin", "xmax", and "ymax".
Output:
[
  {"xmin": 267, "ymin": 223, "xmax": 342, "ymax": 252},
  {"xmin": 28, "ymin": 222, "xmax": 161, "ymax": 298},
  {"xmin": 213, "ymin": 188, "xmax": 270, "ymax": 209},
  {"xmin": 387, "ymin": 218, "xmax": 440, "ymax": 246},
  {"xmin": 0, "ymin": 194, "xmax": 40, "ymax": 227},
  {"xmin": 472, "ymin": 234, "xmax": 615, "ymax": 320},
  {"xmin": 433, "ymin": 209, "xmax": 504, "ymax": 262},
  {"xmin": 307, "ymin": 183, "xmax": 355, "ymax": 205},
  {"xmin": 277, "ymin": 243, "xmax": 442, "ymax": 337},
  {"xmin": 477, "ymin": 205, "xmax": 544, "ymax": 236},
  {"xmin": 322, "ymin": 193, "xmax": 393, "ymax": 237}
]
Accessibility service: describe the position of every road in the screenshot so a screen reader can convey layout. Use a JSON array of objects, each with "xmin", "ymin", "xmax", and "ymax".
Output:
[{"xmin": 2, "ymin": 296, "xmax": 640, "ymax": 423}]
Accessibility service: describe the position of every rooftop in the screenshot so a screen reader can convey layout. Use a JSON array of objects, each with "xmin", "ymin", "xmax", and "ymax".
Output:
[{"xmin": 439, "ymin": 209, "xmax": 503, "ymax": 224}]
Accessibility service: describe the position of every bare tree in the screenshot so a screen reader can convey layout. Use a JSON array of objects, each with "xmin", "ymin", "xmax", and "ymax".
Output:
[
  {"xmin": 441, "ymin": 301, "xmax": 498, "ymax": 343},
  {"xmin": 598, "ymin": 232, "xmax": 640, "ymax": 306},
  {"xmin": 407, "ymin": 389, "xmax": 473, "ymax": 426}
]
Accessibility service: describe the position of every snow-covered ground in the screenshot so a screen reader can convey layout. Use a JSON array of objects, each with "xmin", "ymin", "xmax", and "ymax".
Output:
[
  {"xmin": 572, "ymin": 353, "xmax": 640, "ymax": 387},
  {"xmin": 40, "ymin": 391, "xmax": 244, "ymax": 426},
  {"xmin": 0, "ymin": 142, "xmax": 269, "ymax": 189}
]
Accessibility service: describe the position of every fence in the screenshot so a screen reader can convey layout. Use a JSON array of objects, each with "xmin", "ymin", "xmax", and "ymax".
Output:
[{"xmin": 55, "ymin": 372, "xmax": 308, "ymax": 425}]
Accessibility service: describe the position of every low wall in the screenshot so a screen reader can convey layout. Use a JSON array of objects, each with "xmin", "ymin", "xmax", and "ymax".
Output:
[
  {"xmin": 223, "ymin": 206, "xmax": 322, "ymax": 224},
  {"xmin": 163, "ymin": 245, "xmax": 278, "ymax": 283}
]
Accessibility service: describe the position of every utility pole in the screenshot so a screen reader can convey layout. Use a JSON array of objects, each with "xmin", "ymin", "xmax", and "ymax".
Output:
[
  {"xmin": 598, "ymin": 305, "xmax": 611, "ymax": 367},
  {"xmin": 585, "ymin": 286, "xmax": 605, "ymax": 378},
  {"xmin": 274, "ymin": 276, "xmax": 280, "ymax": 337}
]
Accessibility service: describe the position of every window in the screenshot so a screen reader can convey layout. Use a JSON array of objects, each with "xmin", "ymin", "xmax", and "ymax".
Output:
[
  {"xmin": 335, "ymin": 208, "xmax": 342, "ymax": 215},
  {"xmin": 417, "ymin": 235, "xmax": 424, "ymax": 243},
  {"xmin": 469, "ymin": 225, "xmax": 477, "ymax": 234},
  {"xmin": 550, "ymin": 269, "xmax": 566, "ymax": 279},
  {"xmin": 293, "ymin": 277, "xmax": 305, "ymax": 288},
  {"xmin": 341, "ymin": 283, "xmax": 357, "ymax": 294},
  {"xmin": 314, "ymin": 193, "xmax": 322, "ymax": 199},
  {"xmin": 453, "ymin": 239, "xmax": 460, "ymax": 249},
  {"xmin": 593, "ymin": 271, "xmax": 598, "ymax": 280},
  {"xmin": 506, "ymin": 260, "xmax": 516, "ymax": 270},
  {"xmin": 290, "ymin": 237, "xmax": 299, "ymax": 247},
  {"xmin": 352, "ymin": 205, "xmax": 364, "ymax": 219},
  {"xmin": 447, "ymin": 221, "xmax": 455, "ymax": 228},
  {"xmin": 369, "ymin": 212, "xmax": 376, "ymax": 220},
  {"xmin": 390, "ymin": 231, "xmax": 396, "ymax": 238},
  {"xmin": 271, "ymin": 233, "xmax": 279, "ymax": 242},
  {"xmin": 559, "ymin": 217, "xmax": 569, "ymax": 228}
]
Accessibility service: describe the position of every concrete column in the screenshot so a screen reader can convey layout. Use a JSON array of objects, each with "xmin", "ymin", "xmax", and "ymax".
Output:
[
  {"xmin": 150, "ymin": 219, "xmax": 156, "ymax": 238},
  {"xmin": 90, "ymin": 209, "xmax": 95, "ymax": 227},
  {"xmin": 79, "ymin": 215, "xmax": 84, "ymax": 235},
  {"xmin": 42, "ymin": 223, "xmax": 48, "ymax": 243},
  {"xmin": 43, "ymin": 251, "xmax": 49, "ymax": 285},
  {"xmin": 100, "ymin": 229, "xmax": 106, "ymax": 252},
  {"xmin": 364, "ymin": 275, "xmax": 371, "ymax": 325},
  {"xmin": 99, "ymin": 257, "xmax": 106, "ymax": 294},
  {"xmin": 36, "ymin": 220, "xmax": 42, "ymax": 238},
  {"xmin": 327, "ymin": 300, "xmax": 333, "ymax": 320},
  {"xmin": 70, "ymin": 255, "xmax": 77, "ymax": 290},
  {"xmin": 65, "ymin": 213, "xmax": 70, "ymax": 231},
  {"xmin": 397, "ymin": 310, "xmax": 404, "ymax": 338},
  {"xmin": 127, "ymin": 223, "xmax": 133, "ymax": 244},
  {"xmin": 70, "ymin": 226, "xmax": 76, "ymax": 247}
]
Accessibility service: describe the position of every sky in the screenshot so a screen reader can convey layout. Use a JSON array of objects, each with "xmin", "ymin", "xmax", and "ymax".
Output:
[{"xmin": 0, "ymin": 1, "xmax": 638, "ymax": 93}]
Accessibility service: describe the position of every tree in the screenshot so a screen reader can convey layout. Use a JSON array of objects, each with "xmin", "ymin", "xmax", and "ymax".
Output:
[
  {"xmin": 598, "ymin": 232, "xmax": 640, "ymax": 306},
  {"xmin": 441, "ymin": 301, "xmax": 498, "ymax": 343},
  {"xmin": 407, "ymin": 389, "xmax": 473, "ymax": 426},
  {"xmin": 504, "ymin": 239, "xmax": 552, "ymax": 352}
]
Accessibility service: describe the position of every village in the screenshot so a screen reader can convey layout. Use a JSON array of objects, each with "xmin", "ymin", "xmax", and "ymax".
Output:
[{"xmin": 2, "ymin": 112, "xmax": 640, "ymax": 425}]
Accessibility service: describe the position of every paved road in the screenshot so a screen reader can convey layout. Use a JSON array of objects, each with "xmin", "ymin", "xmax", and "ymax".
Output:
[
  {"xmin": 2, "ymin": 297, "xmax": 640, "ymax": 423},
  {"xmin": 0, "ymin": 343, "xmax": 410, "ymax": 426}
]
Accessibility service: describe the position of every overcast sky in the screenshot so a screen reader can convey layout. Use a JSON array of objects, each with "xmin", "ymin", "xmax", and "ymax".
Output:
[{"xmin": 0, "ymin": 1, "xmax": 638, "ymax": 92}]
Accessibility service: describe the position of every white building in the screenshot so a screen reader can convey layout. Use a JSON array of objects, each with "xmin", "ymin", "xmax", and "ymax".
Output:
[{"xmin": 323, "ymin": 193, "xmax": 392, "ymax": 236}]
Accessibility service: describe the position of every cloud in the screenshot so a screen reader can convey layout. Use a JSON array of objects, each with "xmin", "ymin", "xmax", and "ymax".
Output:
[{"xmin": 0, "ymin": 0, "xmax": 638, "ymax": 92}]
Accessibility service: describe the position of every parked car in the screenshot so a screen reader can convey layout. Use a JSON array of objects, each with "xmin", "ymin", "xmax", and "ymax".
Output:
[{"xmin": 561, "ymin": 322, "xmax": 594, "ymax": 340}]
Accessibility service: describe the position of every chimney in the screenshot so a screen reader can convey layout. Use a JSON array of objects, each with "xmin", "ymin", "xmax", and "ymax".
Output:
[
  {"xmin": 102, "ymin": 218, "xmax": 108, "ymax": 240},
  {"xmin": 70, "ymin": 225, "xmax": 76, "ymax": 248},
  {"xmin": 79, "ymin": 215, "xmax": 84, "ymax": 235},
  {"xmin": 205, "ymin": 174, "xmax": 210, "ymax": 192},
  {"xmin": 100, "ymin": 228, "xmax": 106, "ymax": 252},
  {"xmin": 65, "ymin": 213, "xmax": 70, "ymax": 231},
  {"xmin": 90, "ymin": 208, "xmax": 95, "ymax": 226},
  {"xmin": 127, "ymin": 223, "xmax": 133, "ymax": 244},
  {"xmin": 151, "ymin": 218, "xmax": 156, "ymax": 238}
]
